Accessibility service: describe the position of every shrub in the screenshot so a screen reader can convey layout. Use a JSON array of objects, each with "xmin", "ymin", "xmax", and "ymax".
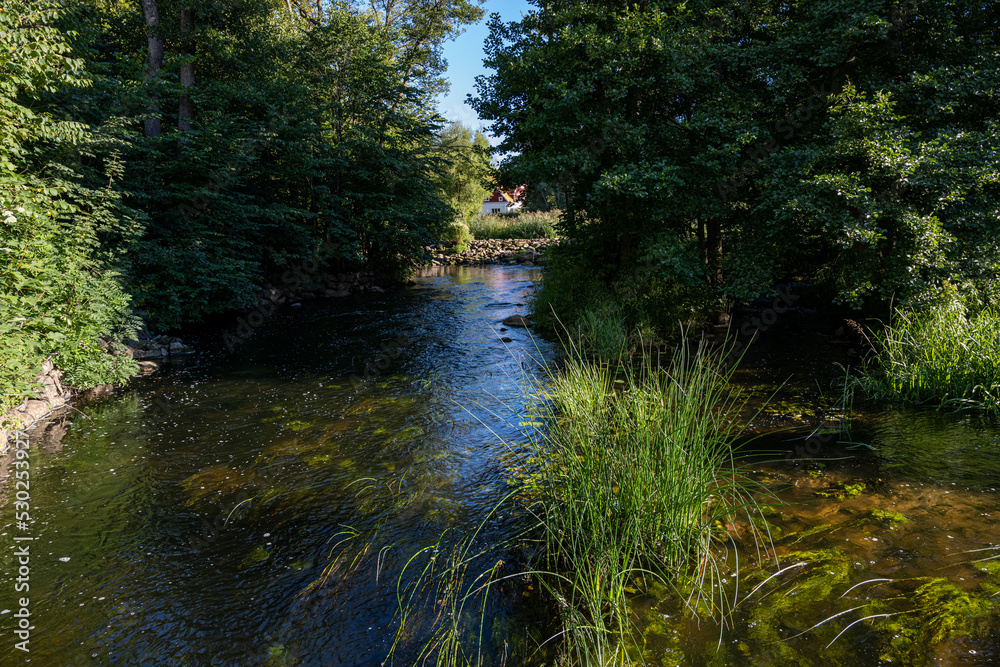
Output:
[
  {"xmin": 531, "ymin": 240, "xmax": 713, "ymax": 353},
  {"xmin": 442, "ymin": 220, "xmax": 473, "ymax": 245}
]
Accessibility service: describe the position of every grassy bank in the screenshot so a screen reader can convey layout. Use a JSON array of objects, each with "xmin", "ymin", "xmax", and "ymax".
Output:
[
  {"xmin": 852, "ymin": 306, "xmax": 1000, "ymax": 412},
  {"xmin": 468, "ymin": 210, "xmax": 560, "ymax": 240},
  {"xmin": 521, "ymin": 337, "xmax": 762, "ymax": 662}
]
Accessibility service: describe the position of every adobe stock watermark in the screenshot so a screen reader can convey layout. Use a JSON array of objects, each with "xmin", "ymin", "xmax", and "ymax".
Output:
[
  {"xmin": 709, "ymin": 0, "xmax": 920, "ymax": 204},
  {"xmin": 8, "ymin": 429, "xmax": 34, "ymax": 655},
  {"xmin": 176, "ymin": 120, "xmax": 281, "ymax": 221},
  {"xmin": 530, "ymin": 129, "xmax": 618, "ymax": 210},
  {"xmin": 713, "ymin": 78, "xmax": 843, "ymax": 203},
  {"xmin": 349, "ymin": 334, "xmax": 411, "ymax": 390}
]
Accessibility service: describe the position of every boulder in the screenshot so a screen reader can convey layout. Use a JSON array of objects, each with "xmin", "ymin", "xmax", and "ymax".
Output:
[
  {"xmin": 502, "ymin": 315, "xmax": 531, "ymax": 328},
  {"xmin": 168, "ymin": 341, "xmax": 193, "ymax": 355},
  {"xmin": 126, "ymin": 346, "xmax": 165, "ymax": 360},
  {"xmin": 20, "ymin": 400, "xmax": 51, "ymax": 422}
]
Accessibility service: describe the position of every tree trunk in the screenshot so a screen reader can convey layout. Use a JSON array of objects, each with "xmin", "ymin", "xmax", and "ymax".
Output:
[
  {"xmin": 705, "ymin": 216, "xmax": 723, "ymax": 288},
  {"xmin": 141, "ymin": 0, "xmax": 163, "ymax": 138},
  {"xmin": 178, "ymin": 7, "xmax": 194, "ymax": 135}
]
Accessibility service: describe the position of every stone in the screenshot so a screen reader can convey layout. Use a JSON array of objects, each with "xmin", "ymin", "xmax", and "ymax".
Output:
[
  {"xmin": 137, "ymin": 361, "xmax": 159, "ymax": 374},
  {"xmin": 22, "ymin": 400, "xmax": 51, "ymax": 421},
  {"xmin": 502, "ymin": 315, "xmax": 531, "ymax": 328},
  {"xmin": 126, "ymin": 346, "xmax": 164, "ymax": 360},
  {"xmin": 369, "ymin": 285, "xmax": 384, "ymax": 293},
  {"xmin": 500, "ymin": 337, "xmax": 513, "ymax": 343},
  {"xmin": 168, "ymin": 341, "xmax": 193, "ymax": 355}
]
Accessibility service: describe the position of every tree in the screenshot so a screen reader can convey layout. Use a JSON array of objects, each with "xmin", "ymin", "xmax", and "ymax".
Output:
[
  {"xmin": 473, "ymin": 0, "xmax": 1000, "ymax": 313},
  {"xmin": 1, "ymin": 0, "xmax": 138, "ymax": 410},
  {"xmin": 140, "ymin": 0, "xmax": 164, "ymax": 137},
  {"xmin": 355, "ymin": 0, "xmax": 486, "ymax": 100},
  {"xmin": 433, "ymin": 121, "xmax": 493, "ymax": 221}
]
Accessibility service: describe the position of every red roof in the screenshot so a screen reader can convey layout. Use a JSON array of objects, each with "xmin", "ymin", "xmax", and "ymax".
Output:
[{"xmin": 485, "ymin": 186, "xmax": 526, "ymax": 204}]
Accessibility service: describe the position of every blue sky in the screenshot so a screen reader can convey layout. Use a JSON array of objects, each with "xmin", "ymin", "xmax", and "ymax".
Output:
[{"xmin": 437, "ymin": 0, "xmax": 534, "ymax": 136}]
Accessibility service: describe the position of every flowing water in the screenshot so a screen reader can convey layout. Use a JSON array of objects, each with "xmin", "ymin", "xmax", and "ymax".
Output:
[
  {"xmin": 1, "ymin": 266, "xmax": 557, "ymax": 666},
  {"xmin": 2, "ymin": 269, "xmax": 999, "ymax": 666}
]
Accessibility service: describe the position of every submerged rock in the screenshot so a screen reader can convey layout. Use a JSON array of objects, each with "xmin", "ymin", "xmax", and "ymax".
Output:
[{"xmin": 503, "ymin": 315, "xmax": 531, "ymax": 328}]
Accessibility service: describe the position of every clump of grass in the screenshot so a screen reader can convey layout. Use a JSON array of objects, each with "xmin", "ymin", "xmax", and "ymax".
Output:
[
  {"xmin": 469, "ymin": 210, "xmax": 560, "ymax": 239},
  {"xmin": 523, "ymin": 336, "xmax": 765, "ymax": 662},
  {"xmin": 575, "ymin": 303, "xmax": 630, "ymax": 361},
  {"xmin": 852, "ymin": 305, "xmax": 1000, "ymax": 412}
]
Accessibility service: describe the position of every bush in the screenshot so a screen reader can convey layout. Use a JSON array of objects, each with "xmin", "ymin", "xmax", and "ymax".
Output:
[
  {"xmin": 531, "ymin": 240, "xmax": 713, "ymax": 354},
  {"xmin": 469, "ymin": 210, "xmax": 560, "ymax": 239},
  {"xmin": 442, "ymin": 220, "xmax": 473, "ymax": 245}
]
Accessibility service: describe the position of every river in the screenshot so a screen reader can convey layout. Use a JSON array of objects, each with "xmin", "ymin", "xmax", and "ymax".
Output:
[{"xmin": 2, "ymin": 265, "xmax": 998, "ymax": 665}]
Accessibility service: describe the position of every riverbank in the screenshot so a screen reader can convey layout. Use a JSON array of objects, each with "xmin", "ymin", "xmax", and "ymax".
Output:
[
  {"xmin": 0, "ymin": 267, "xmax": 409, "ymax": 452},
  {"xmin": 428, "ymin": 238, "xmax": 561, "ymax": 266}
]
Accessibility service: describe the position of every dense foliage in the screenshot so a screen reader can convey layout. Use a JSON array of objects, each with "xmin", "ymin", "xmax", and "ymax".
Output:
[
  {"xmin": 433, "ymin": 121, "xmax": 493, "ymax": 222},
  {"xmin": 1, "ymin": 0, "xmax": 484, "ymax": 410},
  {"xmin": 472, "ymin": 0, "xmax": 1000, "ymax": 322},
  {"xmin": 853, "ymin": 287, "xmax": 1000, "ymax": 411},
  {"xmin": 1, "ymin": 0, "xmax": 139, "ymax": 412}
]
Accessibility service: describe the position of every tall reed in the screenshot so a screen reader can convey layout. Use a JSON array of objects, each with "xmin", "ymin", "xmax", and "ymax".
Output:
[
  {"xmin": 381, "ymin": 335, "xmax": 766, "ymax": 665},
  {"xmin": 523, "ymin": 336, "xmax": 763, "ymax": 662},
  {"xmin": 853, "ymin": 307, "xmax": 1000, "ymax": 412},
  {"xmin": 469, "ymin": 211, "xmax": 560, "ymax": 240}
]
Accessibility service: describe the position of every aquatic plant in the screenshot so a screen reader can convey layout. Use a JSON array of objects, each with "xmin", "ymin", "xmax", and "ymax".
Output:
[
  {"xmin": 521, "ymin": 336, "xmax": 769, "ymax": 662},
  {"xmin": 851, "ymin": 302, "xmax": 1000, "ymax": 412}
]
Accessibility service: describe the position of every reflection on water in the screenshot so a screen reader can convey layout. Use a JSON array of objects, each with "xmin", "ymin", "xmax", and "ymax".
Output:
[{"xmin": 2, "ymin": 268, "xmax": 1000, "ymax": 665}]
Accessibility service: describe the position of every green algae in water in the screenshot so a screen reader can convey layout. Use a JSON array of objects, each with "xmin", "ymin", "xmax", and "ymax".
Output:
[
  {"xmin": 263, "ymin": 643, "xmax": 296, "ymax": 666},
  {"xmin": 739, "ymin": 549, "xmax": 857, "ymax": 666},
  {"xmin": 871, "ymin": 577, "xmax": 1000, "ymax": 665},
  {"xmin": 240, "ymin": 546, "xmax": 271, "ymax": 569},
  {"xmin": 306, "ymin": 454, "xmax": 331, "ymax": 466},
  {"xmin": 284, "ymin": 419, "xmax": 315, "ymax": 431},
  {"xmin": 815, "ymin": 480, "xmax": 866, "ymax": 500},
  {"xmin": 641, "ymin": 611, "xmax": 687, "ymax": 666},
  {"xmin": 869, "ymin": 508, "xmax": 910, "ymax": 527}
]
